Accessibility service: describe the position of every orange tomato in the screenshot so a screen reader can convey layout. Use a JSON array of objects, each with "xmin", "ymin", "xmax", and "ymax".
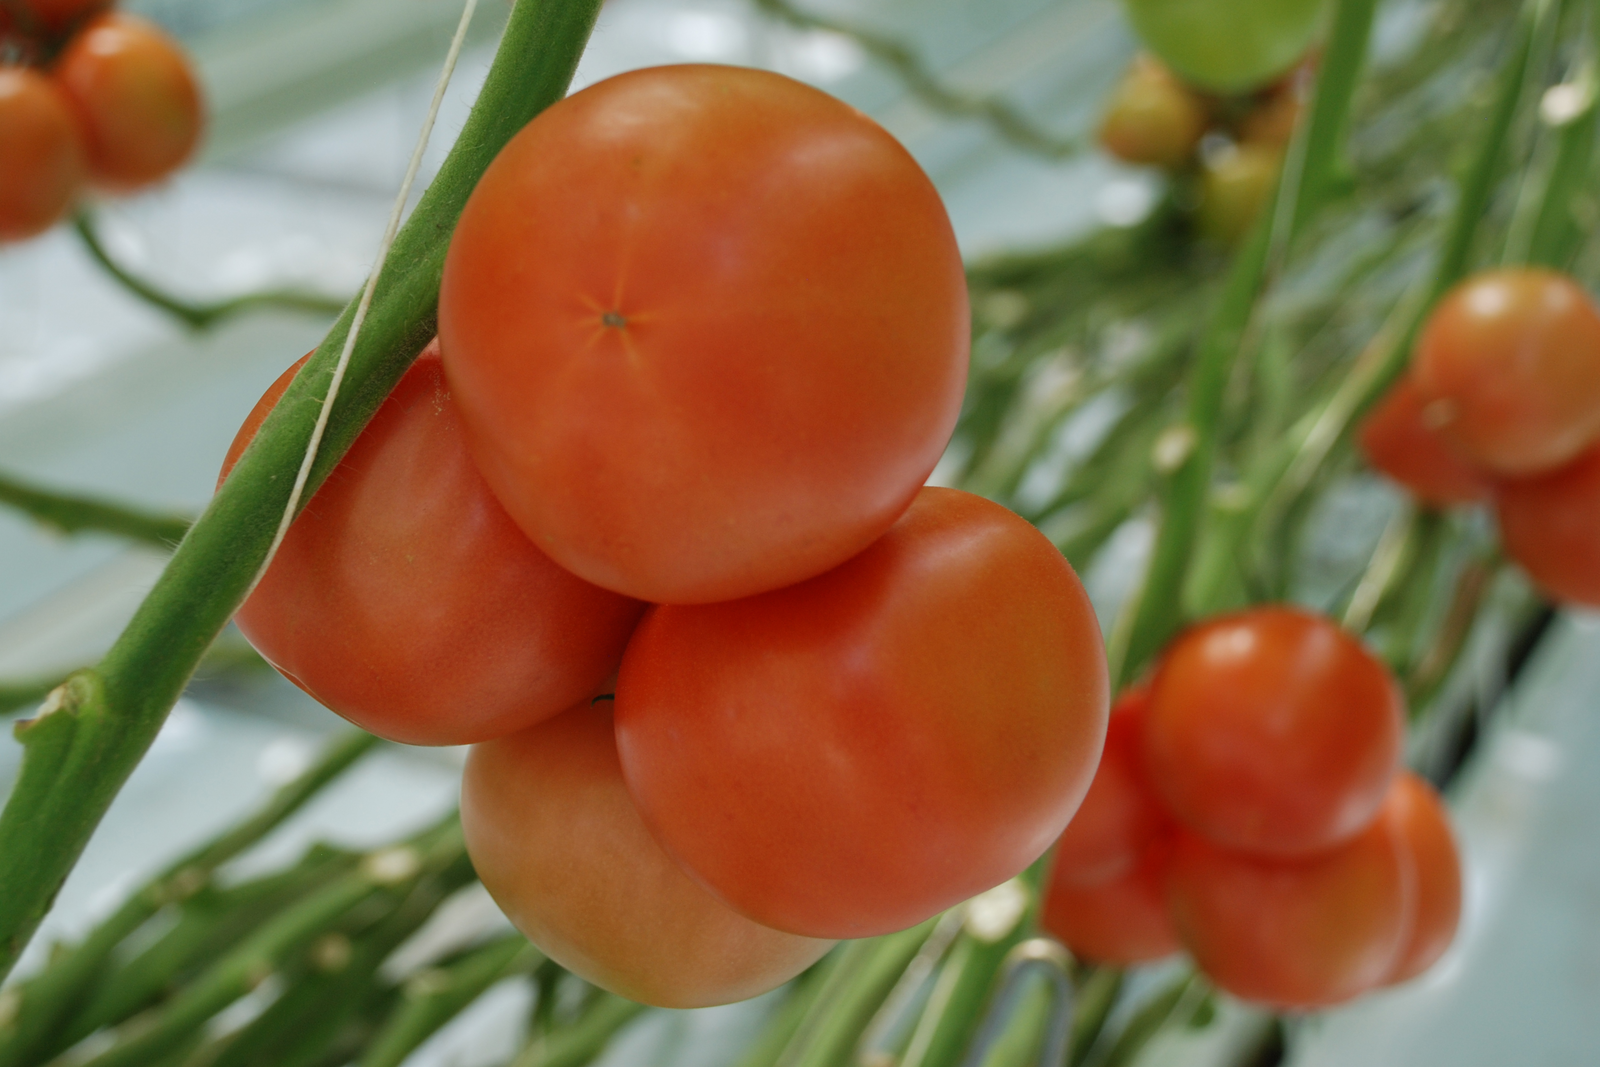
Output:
[
  {"xmin": 1042, "ymin": 840, "xmax": 1179, "ymax": 966},
  {"xmin": 1359, "ymin": 374, "xmax": 1492, "ymax": 507},
  {"xmin": 1496, "ymin": 443, "xmax": 1600, "ymax": 607},
  {"xmin": 0, "ymin": 66, "xmax": 85, "ymax": 241},
  {"xmin": 1098, "ymin": 55, "xmax": 1210, "ymax": 169},
  {"xmin": 1384, "ymin": 772, "xmax": 1462, "ymax": 984}
]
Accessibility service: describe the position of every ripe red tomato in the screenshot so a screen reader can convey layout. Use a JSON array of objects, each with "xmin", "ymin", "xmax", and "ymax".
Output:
[
  {"xmin": 0, "ymin": 66, "xmax": 85, "ymax": 242},
  {"xmin": 615, "ymin": 487, "xmax": 1109, "ymax": 939},
  {"xmin": 462, "ymin": 702, "xmax": 834, "ymax": 1008},
  {"xmin": 53, "ymin": 13, "xmax": 202, "ymax": 192},
  {"xmin": 1121, "ymin": 0, "xmax": 1323, "ymax": 94},
  {"xmin": 1358, "ymin": 374, "xmax": 1492, "ymax": 507},
  {"xmin": 1165, "ymin": 817, "xmax": 1413, "ymax": 1009},
  {"xmin": 1049, "ymin": 686, "xmax": 1171, "ymax": 885},
  {"xmin": 1042, "ymin": 841, "xmax": 1179, "ymax": 966},
  {"xmin": 1144, "ymin": 606, "xmax": 1403, "ymax": 856},
  {"xmin": 1496, "ymin": 442, "xmax": 1600, "ymax": 606},
  {"xmin": 1197, "ymin": 142, "xmax": 1281, "ymax": 245},
  {"xmin": 1098, "ymin": 55, "xmax": 1210, "ymax": 169},
  {"xmin": 222, "ymin": 345, "xmax": 646, "ymax": 746},
  {"xmin": 1413, "ymin": 269, "xmax": 1600, "ymax": 476},
  {"xmin": 1384, "ymin": 772, "xmax": 1462, "ymax": 984},
  {"xmin": 439, "ymin": 64, "xmax": 969, "ymax": 605},
  {"xmin": 11, "ymin": 0, "xmax": 110, "ymax": 36}
]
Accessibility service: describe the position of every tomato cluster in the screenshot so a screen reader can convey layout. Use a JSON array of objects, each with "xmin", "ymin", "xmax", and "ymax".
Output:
[
  {"xmin": 0, "ymin": 2, "xmax": 200, "ymax": 241},
  {"xmin": 1360, "ymin": 267, "xmax": 1600, "ymax": 606},
  {"xmin": 1042, "ymin": 607, "xmax": 1463, "ymax": 1009},
  {"xmin": 225, "ymin": 65, "xmax": 1111, "ymax": 1008}
]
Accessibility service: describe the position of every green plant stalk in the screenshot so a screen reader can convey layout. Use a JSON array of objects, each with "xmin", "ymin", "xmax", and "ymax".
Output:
[
  {"xmin": 0, "ymin": 731, "xmax": 377, "ymax": 1067},
  {"xmin": 732, "ymin": 954, "xmax": 845, "ymax": 1067},
  {"xmin": 1066, "ymin": 967, "xmax": 1122, "ymax": 1067},
  {"xmin": 0, "ymin": 678, "xmax": 63, "ymax": 719},
  {"xmin": 779, "ymin": 923, "xmax": 937, "ymax": 1067},
  {"xmin": 0, "ymin": 0, "xmax": 605, "ymax": 985},
  {"xmin": 1111, "ymin": 0, "xmax": 1380, "ymax": 683},
  {"xmin": 902, "ymin": 928, "xmax": 1032, "ymax": 1067},
  {"xmin": 0, "ymin": 469, "xmax": 190, "ymax": 547},
  {"xmin": 1525, "ymin": 0, "xmax": 1600, "ymax": 267},
  {"xmin": 970, "ymin": 977, "xmax": 1052, "ymax": 1067},
  {"xmin": 73, "ymin": 213, "xmax": 348, "ymax": 331},
  {"xmin": 1083, "ymin": 971, "xmax": 1197, "ymax": 1067},
  {"xmin": 510, "ymin": 994, "xmax": 650, "ymax": 1067}
]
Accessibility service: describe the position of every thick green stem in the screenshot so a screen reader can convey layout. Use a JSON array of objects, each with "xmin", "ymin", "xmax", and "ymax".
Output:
[
  {"xmin": 510, "ymin": 993, "xmax": 650, "ymax": 1067},
  {"xmin": 0, "ymin": 0, "xmax": 604, "ymax": 984},
  {"xmin": 0, "ymin": 469, "xmax": 190, "ymax": 547}
]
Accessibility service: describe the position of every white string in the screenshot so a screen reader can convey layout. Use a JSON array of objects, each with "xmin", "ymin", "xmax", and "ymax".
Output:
[{"xmin": 243, "ymin": 0, "xmax": 481, "ymax": 602}]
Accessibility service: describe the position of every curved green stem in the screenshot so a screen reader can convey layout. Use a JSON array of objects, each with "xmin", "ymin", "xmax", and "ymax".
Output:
[{"xmin": 0, "ymin": 469, "xmax": 190, "ymax": 547}]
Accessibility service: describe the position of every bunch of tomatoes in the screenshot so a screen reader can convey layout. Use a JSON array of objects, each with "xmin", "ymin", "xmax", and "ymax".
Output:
[
  {"xmin": 222, "ymin": 64, "xmax": 1112, "ymax": 1009},
  {"xmin": 0, "ymin": 0, "xmax": 201, "ymax": 242},
  {"xmin": 1361, "ymin": 267, "xmax": 1600, "ymax": 607},
  {"xmin": 1041, "ymin": 607, "xmax": 1463, "ymax": 1009}
]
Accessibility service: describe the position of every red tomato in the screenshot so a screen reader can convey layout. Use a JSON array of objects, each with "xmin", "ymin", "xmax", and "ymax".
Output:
[
  {"xmin": 1098, "ymin": 55, "xmax": 1210, "ymax": 169},
  {"xmin": 1413, "ymin": 269, "xmax": 1600, "ymax": 476},
  {"xmin": 11, "ymin": 0, "xmax": 110, "ymax": 36},
  {"xmin": 439, "ymin": 64, "xmax": 969, "ymax": 605},
  {"xmin": 1144, "ymin": 606, "xmax": 1403, "ymax": 856},
  {"xmin": 462, "ymin": 702, "xmax": 834, "ymax": 1007},
  {"xmin": 1358, "ymin": 374, "xmax": 1492, "ymax": 507},
  {"xmin": 1165, "ymin": 818, "xmax": 1413, "ymax": 1009},
  {"xmin": 615, "ymin": 487, "xmax": 1109, "ymax": 939},
  {"xmin": 53, "ymin": 13, "xmax": 202, "ymax": 192},
  {"xmin": 222, "ymin": 345, "xmax": 646, "ymax": 746},
  {"xmin": 0, "ymin": 66, "xmax": 85, "ymax": 242},
  {"xmin": 1496, "ymin": 442, "xmax": 1600, "ymax": 606},
  {"xmin": 1049, "ymin": 686, "xmax": 1171, "ymax": 885},
  {"xmin": 1384, "ymin": 772, "xmax": 1462, "ymax": 984},
  {"xmin": 1042, "ymin": 840, "xmax": 1179, "ymax": 967}
]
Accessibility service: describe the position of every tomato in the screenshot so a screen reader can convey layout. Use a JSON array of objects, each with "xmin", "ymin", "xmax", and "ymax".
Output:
[
  {"xmin": 222, "ymin": 345, "xmax": 646, "ymax": 746},
  {"xmin": 1165, "ymin": 817, "xmax": 1413, "ymax": 1009},
  {"xmin": 11, "ymin": 0, "xmax": 110, "ymax": 36},
  {"xmin": 1098, "ymin": 55, "xmax": 1210, "ymax": 169},
  {"xmin": 462, "ymin": 702, "xmax": 834, "ymax": 1008},
  {"xmin": 1413, "ymin": 269, "xmax": 1600, "ymax": 476},
  {"xmin": 1358, "ymin": 374, "xmax": 1492, "ymax": 507},
  {"xmin": 439, "ymin": 64, "xmax": 969, "ymax": 605},
  {"xmin": 1384, "ymin": 772, "xmax": 1462, "ymax": 984},
  {"xmin": 1197, "ymin": 142, "xmax": 1281, "ymax": 245},
  {"xmin": 0, "ymin": 66, "xmax": 85, "ymax": 242},
  {"xmin": 1049, "ymin": 686, "xmax": 1171, "ymax": 885},
  {"xmin": 53, "ymin": 13, "xmax": 202, "ymax": 192},
  {"xmin": 1495, "ymin": 442, "xmax": 1600, "ymax": 606},
  {"xmin": 614, "ymin": 487, "xmax": 1109, "ymax": 939},
  {"xmin": 1144, "ymin": 606, "xmax": 1403, "ymax": 856},
  {"xmin": 1042, "ymin": 841, "xmax": 1179, "ymax": 966},
  {"xmin": 1239, "ymin": 72, "xmax": 1307, "ymax": 146},
  {"xmin": 1120, "ymin": 0, "xmax": 1325, "ymax": 94}
]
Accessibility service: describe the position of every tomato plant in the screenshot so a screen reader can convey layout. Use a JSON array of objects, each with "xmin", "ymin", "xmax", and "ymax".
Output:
[
  {"xmin": 1041, "ymin": 842, "xmax": 1179, "ymax": 966},
  {"xmin": 439, "ymin": 63, "xmax": 969, "ymax": 605},
  {"xmin": 1359, "ymin": 373, "xmax": 1491, "ymax": 507},
  {"xmin": 1120, "ymin": 0, "xmax": 1325, "ymax": 94},
  {"xmin": 0, "ymin": 66, "xmax": 85, "ymax": 242},
  {"xmin": 1495, "ymin": 442, "xmax": 1600, "ymax": 607},
  {"xmin": 461, "ymin": 701, "xmax": 834, "ymax": 1008},
  {"xmin": 1143, "ymin": 606, "xmax": 1403, "ymax": 856},
  {"xmin": 1413, "ymin": 268, "xmax": 1600, "ymax": 476},
  {"xmin": 223, "ymin": 345, "xmax": 646, "ymax": 746},
  {"xmin": 53, "ymin": 12, "xmax": 202, "ymax": 192},
  {"xmin": 1098, "ymin": 55, "xmax": 1210, "ymax": 169},
  {"xmin": 1384, "ymin": 772, "xmax": 1462, "ymax": 984},
  {"xmin": 614, "ymin": 487, "xmax": 1109, "ymax": 939}
]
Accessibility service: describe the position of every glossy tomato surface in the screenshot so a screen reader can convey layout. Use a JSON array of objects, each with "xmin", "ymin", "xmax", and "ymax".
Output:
[
  {"xmin": 1121, "ymin": 0, "xmax": 1324, "ymax": 94},
  {"xmin": 1166, "ymin": 818, "xmax": 1413, "ymax": 1009},
  {"xmin": 54, "ymin": 13, "xmax": 202, "ymax": 191},
  {"xmin": 1050, "ymin": 686, "xmax": 1171, "ymax": 885},
  {"xmin": 1384, "ymin": 772, "xmax": 1462, "ymax": 984},
  {"xmin": 439, "ymin": 64, "xmax": 969, "ymax": 605},
  {"xmin": 1413, "ymin": 269, "xmax": 1600, "ymax": 476},
  {"xmin": 1358, "ymin": 374, "xmax": 1491, "ymax": 507},
  {"xmin": 0, "ymin": 67, "xmax": 85, "ymax": 242},
  {"xmin": 1496, "ymin": 443, "xmax": 1600, "ymax": 606},
  {"xmin": 615, "ymin": 487, "xmax": 1109, "ymax": 939},
  {"xmin": 462, "ymin": 703, "xmax": 834, "ymax": 1008},
  {"xmin": 1098, "ymin": 55, "xmax": 1209, "ymax": 169},
  {"xmin": 1042, "ymin": 841, "xmax": 1179, "ymax": 966},
  {"xmin": 223, "ymin": 346, "xmax": 645, "ymax": 746},
  {"xmin": 1144, "ymin": 606, "xmax": 1403, "ymax": 856}
]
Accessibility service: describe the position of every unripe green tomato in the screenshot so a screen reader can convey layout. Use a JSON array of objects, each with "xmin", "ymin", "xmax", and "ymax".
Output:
[
  {"xmin": 1197, "ymin": 142, "xmax": 1282, "ymax": 245},
  {"xmin": 1120, "ymin": 0, "xmax": 1326, "ymax": 94}
]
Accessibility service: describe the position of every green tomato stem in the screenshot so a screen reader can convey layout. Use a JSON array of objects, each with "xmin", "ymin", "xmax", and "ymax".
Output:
[
  {"xmin": 0, "ymin": 468, "xmax": 191, "ymax": 548},
  {"xmin": 509, "ymin": 993, "xmax": 651, "ymax": 1067}
]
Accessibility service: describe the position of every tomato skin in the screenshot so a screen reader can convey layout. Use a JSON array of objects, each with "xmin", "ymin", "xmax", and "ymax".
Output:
[
  {"xmin": 223, "ymin": 346, "xmax": 646, "ymax": 747},
  {"xmin": 1144, "ymin": 606, "xmax": 1403, "ymax": 856},
  {"xmin": 54, "ymin": 13, "xmax": 202, "ymax": 192},
  {"xmin": 1165, "ymin": 816, "xmax": 1413, "ymax": 1009},
  {"xmin": 1098, "ymin": 55, "xmax": 1210, "ymax": 169},
  {"xmin": 12, "ymin": 0, "xmax": 110, "ymax": 36},
  {"xmin": 1358, "ymin": 374, "xmax": 1492, "ymax": 507},
  {"xmin": 1042, "ymin": 841, "xmax": 1179, "ymax": 966},
  {"xmin": 1384, "ymin": 772, "xmax": 1462, "ymax": 984},
  {"xmin": 1414, "ymin": 269, "xmax": 1600, "ymax": 476},
  {"xmin": 1197, "ymin": 142, "xmax": 1281, "ymax": 245},
  {"xmin": 439, "ymin": 64, "xmax": 969, "ymax": 605},
  {"xmin": 615, "ymin": 487, "xmax": 1109, "ymax": 939},
  {"xmin": 0, "ymin": 66, "xmax": 85, "ymax": 242},
  {"xmin": 1120, "ymin": 0, "xmax": 1325, "ymax": 94},
  {"xmin": 1496, "ymin": 442, "xmax": 1600, "ymax": 606},
  {"xmin": 1049, "ymin": 686, "xmax": 1171, "ymax": 885},
  {"xmin": 462, "ymin": 703, "xmax": 834, "ymax": 1008}
]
